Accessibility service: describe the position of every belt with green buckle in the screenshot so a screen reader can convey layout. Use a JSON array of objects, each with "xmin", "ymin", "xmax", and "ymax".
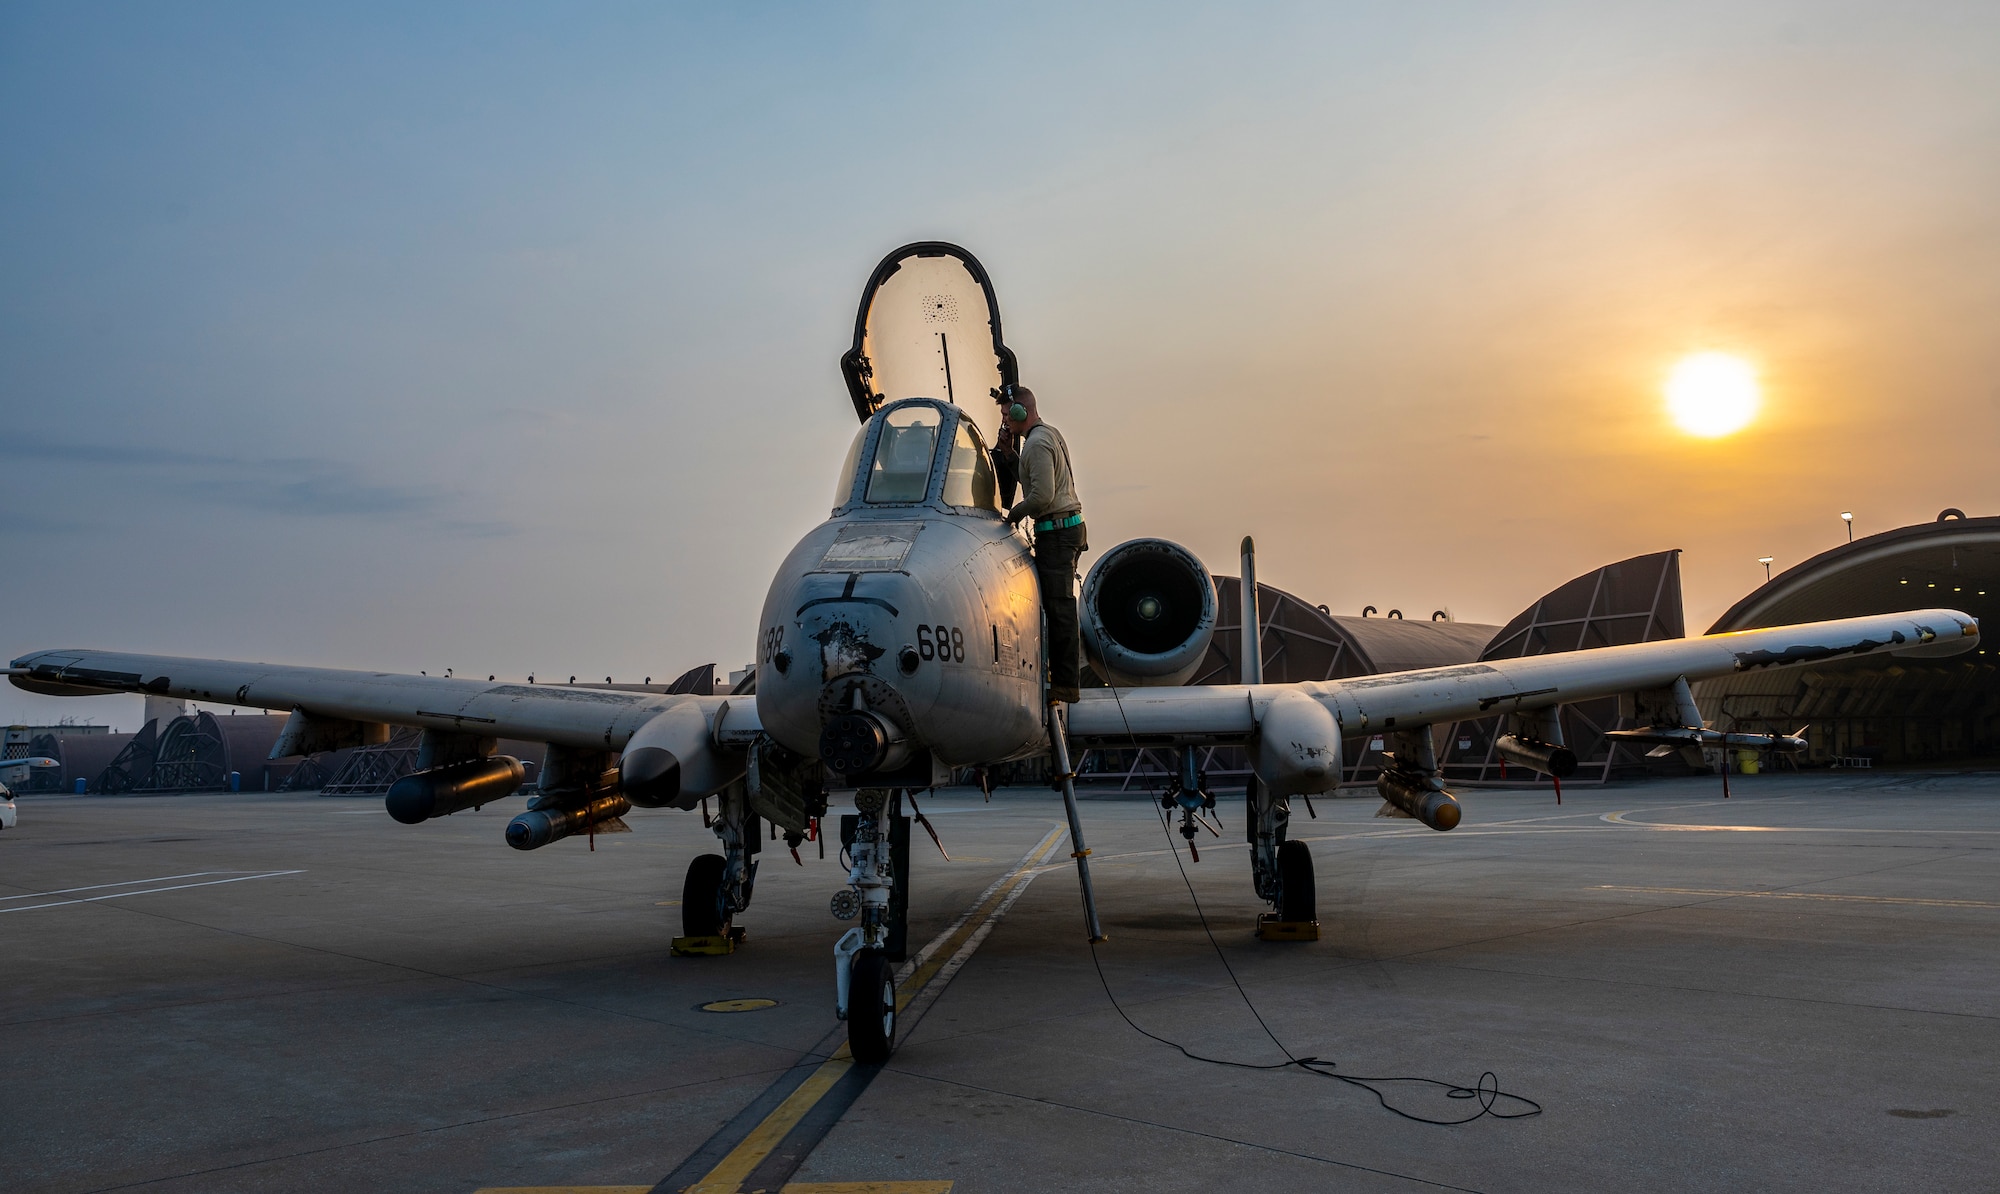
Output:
[{"xmin": 1034, "ymin": 512, "xmax": 1084, "ymax": 533}]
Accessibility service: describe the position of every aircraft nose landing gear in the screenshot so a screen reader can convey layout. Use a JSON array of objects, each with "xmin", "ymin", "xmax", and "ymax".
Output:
[
  {"xmin": 835, "ymin": 931, "xmax": 897, "ymax": 1064},
  {"xmin": 830, "ymin": 787, "xmax": 910, "ymax": 1063}
]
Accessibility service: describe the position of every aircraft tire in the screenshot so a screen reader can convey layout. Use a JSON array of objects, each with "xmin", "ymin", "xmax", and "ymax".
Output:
[
  {"xmin": 1277, "ymin": 839, "xmax": 1316, "ymax": 923},
  {"xmin": 847, "ymin": 948, "xmax": 897, "ymax": 1064},
  {"xmin": 682, "ymin": 853, "xmax": 731, "ymax": 937}
]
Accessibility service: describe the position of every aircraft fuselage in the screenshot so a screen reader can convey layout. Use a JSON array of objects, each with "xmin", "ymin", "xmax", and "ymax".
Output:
[{"xmin": 755, "ymin": 399, "xmax": 1049, "ymax": 776}]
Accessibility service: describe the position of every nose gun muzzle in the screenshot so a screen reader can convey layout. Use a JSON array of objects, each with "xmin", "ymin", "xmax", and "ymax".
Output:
[{"xmin": 819, "ymin": 709, "xmax": 909, "ymax": 777}]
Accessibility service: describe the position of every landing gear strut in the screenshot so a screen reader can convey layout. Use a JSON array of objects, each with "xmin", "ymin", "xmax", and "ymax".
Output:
[
  {"xmin": 1250, "ymin": 776, "xmax": 1319, "ymax": 938},
  {"xmin": 831, "ymin": 787, "xmax": 912, "ymax": 1063},
  {"xmin": 677, "ymin": 780, "xmax": 758, "ymax": 950}
]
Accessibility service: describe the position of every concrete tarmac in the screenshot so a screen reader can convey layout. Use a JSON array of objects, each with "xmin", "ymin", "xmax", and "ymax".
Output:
[{"xmin": 3, "ymin": 772, "xmax": 1997, "ymax": 1193}]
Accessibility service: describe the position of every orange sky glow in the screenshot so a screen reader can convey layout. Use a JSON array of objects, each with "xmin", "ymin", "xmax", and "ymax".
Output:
[{"xmin": 2, "ymin": 4, "xmax": 1996, "ymax": 726}]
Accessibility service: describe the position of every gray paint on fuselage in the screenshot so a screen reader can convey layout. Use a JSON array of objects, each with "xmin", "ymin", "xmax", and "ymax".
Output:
[{"xmin": 755, "ymin": 399, "xmax": 1046, "ymax": 768}]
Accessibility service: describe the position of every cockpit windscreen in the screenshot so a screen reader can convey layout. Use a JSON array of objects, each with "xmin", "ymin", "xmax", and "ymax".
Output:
[
  {"xmin": 865, "ymin": 405, "xmax": 942, "ymax": 503},
  {"xmin": 942, "ymin": 419, "xmax": 998, "ymax": 510}
]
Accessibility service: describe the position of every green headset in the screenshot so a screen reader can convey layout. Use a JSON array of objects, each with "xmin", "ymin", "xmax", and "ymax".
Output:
[{"xmin": 994, "ymin": 382, "xmax": 1029, "ymax": 425}]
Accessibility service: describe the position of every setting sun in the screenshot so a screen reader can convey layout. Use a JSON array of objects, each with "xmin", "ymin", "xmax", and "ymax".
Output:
[{"xmin": 1665, "ymin": 352, "xmax": 1760, "ymax": 437}]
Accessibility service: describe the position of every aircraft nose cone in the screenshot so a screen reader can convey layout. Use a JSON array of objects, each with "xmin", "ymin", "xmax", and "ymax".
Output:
[{"xmin": 620, "ymin": 747, "xmax": 681, "ymax": 807}]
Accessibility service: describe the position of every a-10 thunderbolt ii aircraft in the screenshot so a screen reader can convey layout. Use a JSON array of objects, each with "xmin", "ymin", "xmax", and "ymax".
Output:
[{"xmin": 10, "ymin": 242, "xmax": 1981, "ymax": 1063}]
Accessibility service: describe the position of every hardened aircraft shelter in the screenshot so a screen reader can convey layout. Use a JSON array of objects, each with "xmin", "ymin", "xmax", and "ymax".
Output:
[{"xmin": 1697, "ymin": 510, "xmax": 2000, "ymax": 765}]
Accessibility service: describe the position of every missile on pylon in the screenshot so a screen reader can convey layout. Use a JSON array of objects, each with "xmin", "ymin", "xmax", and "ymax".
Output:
[
  {"xmin": 1605, "ymin": 725, "xmax": 1808, "ymax": 755},
  {"xmin": 506, "ymin": 792, "xmax": 633, "ymax": 850},
  {"xmin": 1376, "ymin": 768, "xmax": 1461, "ymax": 831}
]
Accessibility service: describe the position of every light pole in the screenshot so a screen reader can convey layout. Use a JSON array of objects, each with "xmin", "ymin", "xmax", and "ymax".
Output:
[
  {"xmin": 1841, "ymin": 511, "xmax": 1854, "ymax": 543},
  {"xmin": 1758, "ymin": 556, "xmax": 1774, "ymax": 582}
]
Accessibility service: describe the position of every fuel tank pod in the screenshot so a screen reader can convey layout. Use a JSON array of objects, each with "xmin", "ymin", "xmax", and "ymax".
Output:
[
  {"xmin": 384, "ymin": 756, "xmax": 526, "ymax": 824},
  {"xmin": 619, "ymin": 701, "xmax": 745, "ymax": 810},
  {"xmin": 1253, "ymin": 690, "xmax": 1341, "ymax": 796}
]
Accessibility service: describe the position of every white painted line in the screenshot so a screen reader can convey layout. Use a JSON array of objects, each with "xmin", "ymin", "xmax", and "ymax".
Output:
[
  {"xmin": 0, "ymin": 870, "xmax": 305, "ymax": 913},
  {"xmin": 1, "ymin": 872, "xmax": 252, "ymax": 901},
  {"xmin": 1596, "ymin": 884, "xmax": 2000, "ymax": 909},
  {"xmin": 1602, "ymin": 810, "xmax": 2000, "ymax": 833}
]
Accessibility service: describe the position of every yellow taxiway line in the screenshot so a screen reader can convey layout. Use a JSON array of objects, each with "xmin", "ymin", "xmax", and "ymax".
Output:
[
  {"xmin": 479, "ymin": 824, "xmax": 1069, "ymax": 1194},
  {"xmin": 678, "ymin": 823, "xmax": 1067, "ymax": 1194},
  {"xmin": 680, "ymin": 1055, "xmax": 857, "ymax": 1194}
]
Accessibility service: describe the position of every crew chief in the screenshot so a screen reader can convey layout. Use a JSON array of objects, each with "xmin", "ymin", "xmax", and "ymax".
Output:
[{"xmin": 1002, "ymin": 387, "xmax": 1088, "ymax": 705}]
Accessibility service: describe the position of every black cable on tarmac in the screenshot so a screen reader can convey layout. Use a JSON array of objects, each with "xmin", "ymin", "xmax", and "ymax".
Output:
[{"xmin": 1090, "ymin": 686, "xmax": 1542, "ymax": 1126}]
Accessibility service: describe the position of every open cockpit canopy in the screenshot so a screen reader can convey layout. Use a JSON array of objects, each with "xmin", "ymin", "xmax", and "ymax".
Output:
[{"xmin": 841, "ymin": 242, "xmax": 1018, "ymax": 422}]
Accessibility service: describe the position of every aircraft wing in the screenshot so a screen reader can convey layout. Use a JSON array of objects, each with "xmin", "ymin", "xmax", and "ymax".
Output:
[
  {"xmin": 1068, "ymin": 608, "xmax": 1979, "ymax": 750},
  {"xmin": 6, "ymin": 650, "xmax": 758, "ymax": 755}
]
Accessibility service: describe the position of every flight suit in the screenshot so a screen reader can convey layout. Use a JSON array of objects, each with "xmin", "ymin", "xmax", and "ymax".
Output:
[{"xmin": 1008, "ymin": 422, "xmax": 1087, "ymax": 703}]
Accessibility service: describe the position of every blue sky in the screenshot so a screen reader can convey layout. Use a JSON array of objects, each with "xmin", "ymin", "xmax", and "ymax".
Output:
[{"xmin": 4, "ymin": 2, "xmax": 1997, "ymax": 728}]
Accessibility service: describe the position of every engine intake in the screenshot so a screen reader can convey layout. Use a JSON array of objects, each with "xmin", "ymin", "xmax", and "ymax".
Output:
[{"xmin": 1081, "ymin": 539, "xmax": 1218, "ymax": 687}]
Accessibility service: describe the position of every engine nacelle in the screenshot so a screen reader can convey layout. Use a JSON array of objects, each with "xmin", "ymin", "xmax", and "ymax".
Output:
[{"xmin": 1081, "ymin": 538, "xmax": 1218, "ymax": 687}]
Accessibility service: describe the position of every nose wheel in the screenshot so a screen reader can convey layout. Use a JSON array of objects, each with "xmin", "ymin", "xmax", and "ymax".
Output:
[{"xmin": 846, "ymin": 948, "xmax": 897, "ymax": 1064}]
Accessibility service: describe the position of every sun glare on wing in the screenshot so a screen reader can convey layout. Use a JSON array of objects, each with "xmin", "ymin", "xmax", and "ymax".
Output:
[{"xmin": 1664, "ymin": 352, "xmax": 1759, "ymax": 437}]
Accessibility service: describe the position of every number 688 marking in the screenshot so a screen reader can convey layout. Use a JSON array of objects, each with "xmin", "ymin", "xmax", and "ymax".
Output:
[{"xmin": 916, "ymin": 624, "xmax": 965, "ymax": 662}]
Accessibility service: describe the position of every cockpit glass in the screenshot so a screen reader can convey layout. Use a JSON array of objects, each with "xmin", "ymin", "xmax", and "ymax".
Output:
[
  {"xmin": 942, "ymin": 419, "xmax": 999, "ymax": 510},
  {"xmin": 864, "ymin": 405, "xmax": 942, "ymax": 503},
  {"xmin": 834, "ymin": 424, "xmax": 868, "ymax": 505}
]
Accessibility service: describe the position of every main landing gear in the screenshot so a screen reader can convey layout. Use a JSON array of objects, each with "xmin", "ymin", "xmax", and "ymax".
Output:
[
  {"xmin": 1248, "ymin": 774, "xmax": 1320, "ymax": 941},
  {"xmin": 1162, "ymin": 745, "xmax": 1318, "ymax": 939},
  {"xmin": 830, "ymin": 787, "xmax": 912, "ymax": 1064},
  {"xmin": 674, "ymin": 781, "xmax": 759, "ymax": 955}
]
